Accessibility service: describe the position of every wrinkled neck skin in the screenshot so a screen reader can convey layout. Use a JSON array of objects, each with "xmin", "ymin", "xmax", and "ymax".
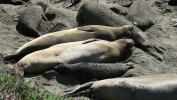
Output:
[
  {"xmin": 113, "ymin": 40, "xmax": 132, "ymax": 55},
  {"xmin": 131, "ymin": 29, "xmax": 150, "ymax": 47}
]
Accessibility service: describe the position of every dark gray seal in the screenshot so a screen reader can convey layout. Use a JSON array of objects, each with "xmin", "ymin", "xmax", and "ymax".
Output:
[
  {"xmin": 64, "ymin": 74, "xmax": 177, "ymax": 100},
  {"xmin": 127, "ymin": 0, "xmax": 155, "ymax": 31},
  {"xmin": 54, "ymin": 62, "xmax": 135, "ymax": 83},
  {"xmin": 16, "ymin": 0, "xmax": 49, "ymax": 37},
  {"xmin": 77, "ymin": 1, "xmax": 165, "ymax": 61},
  {"xmin": 0, "ymin": 0, "xmax": 26, "ymax": 5}
]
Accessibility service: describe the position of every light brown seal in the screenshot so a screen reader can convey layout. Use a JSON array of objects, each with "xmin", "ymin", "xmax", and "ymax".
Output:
[
  {"xmin": 12, "ymin": 38, "xmax": 134, "ymax": 76},
  {"xmin": 64, "ymin": 74, "xmax": 177, "ymax": 100},
  {"xmin": 77, "ymin": 1, "xmax": 165, "ymax": 61},
  {"xmin": 2, "ymin": 25, "xmax": 133, "ymax": 61}
]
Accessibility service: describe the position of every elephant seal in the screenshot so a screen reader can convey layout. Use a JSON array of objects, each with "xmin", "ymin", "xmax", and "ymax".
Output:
[
  {"xmin": 16, "ymin": 0, "xmax": 49, "ymax": 37},
  {"xmin": 54, "ymin": 62, "xmax": 135, "ymax": 83},
  {"xmin": 2, "ymin": 25, "xmax": 133, "ymax": 61},
  {"xmin": 127, "ymin": 0, "xmax": 155, "ymax": 31},
  {"xmin": 64, "ymin": 74, "xmax": 177, "ymax": 100},
  {"xmin": 12, "ymin": 38, "xmax": 134, "ymax": 76},
  {"xmin": 77, "ymin": 1, "xmax": 164, "ymax": 61},
  {"xmin": 0, "ymin": 0, "xmax": 26, "ymax": 5}
]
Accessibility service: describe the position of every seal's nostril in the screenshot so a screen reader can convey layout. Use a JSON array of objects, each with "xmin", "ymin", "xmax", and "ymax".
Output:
[{"xmin": 127, "ymin": 25, "xmax": 134, "ymax": 31}]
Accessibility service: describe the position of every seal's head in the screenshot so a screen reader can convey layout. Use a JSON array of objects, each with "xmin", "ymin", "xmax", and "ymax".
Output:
[
  {"xmin": 117, "ymin": 38, "xmax": 135, "ymax": 49},
  {"xmin": 36, "ymin": 2, "xmax": 48, "ymax": 12},
  {"xmin": 11, "ymin": 63, "xmax": 25, "ymax": 77},
  {"xmin": 123, "ymin": 25, "xmax": 134, "ymax": 37},
  {"xmin": 125, "ymin": 39, "xmax": 135, "ymax": 48},
  {"xmin": 124, "ymin": 62, "xmax": 135, "ymax": 69},
  {"xmin": 54, "ymin": 63, "xmax": 71, "ymax": 74}
]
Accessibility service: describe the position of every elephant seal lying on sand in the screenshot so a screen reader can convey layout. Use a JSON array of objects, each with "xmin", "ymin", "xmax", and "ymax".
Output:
[
  {"xmin": 77, "ymin": 1, "xmax": 164, "ymax": 61},
  {"xmin": 64, "ymin": 74, "xmax": 177, "ymax": 100},
  {"xmin": 12, "ymin": 38, "xmax": 134, "ymax": 76},
  {"xmin": 54, "ymin": 62, "xmax": 135, "ymax": 83},
  {"xmin": 16, "ymin": 0, "xmax": 49, "ymax": 37},
  {"xmin": 127, "ymin": 0, "xmax": 155, "ymax": 31},
  {"xmin": 2, "ymin": 25, "xmax": 133, "ymax": 61}
]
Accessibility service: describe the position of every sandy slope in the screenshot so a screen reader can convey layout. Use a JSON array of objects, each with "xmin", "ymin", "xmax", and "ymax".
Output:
[{"xmin": 0, "ymin": 0, "xmax": 177, "ymax": 99}]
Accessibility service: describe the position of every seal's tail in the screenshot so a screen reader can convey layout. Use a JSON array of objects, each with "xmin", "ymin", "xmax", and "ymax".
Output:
[{"xmin": 63, "ymin": 81, "xmax": 94, "ymax": 97}]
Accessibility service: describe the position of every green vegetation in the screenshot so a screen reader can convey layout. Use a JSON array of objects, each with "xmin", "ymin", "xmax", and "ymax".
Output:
[{"xmin": 0, "ymin": 73, "xmax": 72, "ymax": 100}]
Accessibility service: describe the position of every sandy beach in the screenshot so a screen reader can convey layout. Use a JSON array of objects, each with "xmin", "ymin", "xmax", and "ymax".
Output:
[{"xmin": 0, "ymin": 0, "xmax": 177, "ymax": 99}]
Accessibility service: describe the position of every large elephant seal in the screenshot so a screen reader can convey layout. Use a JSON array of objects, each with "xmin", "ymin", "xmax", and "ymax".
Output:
[
  {"xmin": 77, "ymin": 1, "xmax": 164, "ymax": 61},
  {"xmin": 2, "ymin": 25, "xmax": 133, "ymax": 61},
  {"xmin": 127, "ymin": 0, "xmax": 155, "ymax": 31},
  {"xmin": 16, "ymin": 0, "xmax": 49, "ymax": 37},
  {"xmin": 12, "ymin": 38, "xmax": 134, "ymax": 76},
  {"xmin": 54, "ymin": 62, "xmax": 135, "ymax": 83},
  {"xmin": 64, "ymin": 74, "xmax": 177, "ymax": 100}
]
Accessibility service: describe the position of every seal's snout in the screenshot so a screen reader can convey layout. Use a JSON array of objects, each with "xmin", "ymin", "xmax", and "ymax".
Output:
[
  {"xmin": 126, "ymin": 39, "xmax": 135, "ymax": 47},
  {"xmin": 126, "ymin": 25, "xmax": 134, "ymax": 32},
  {"xmin": 125, "ymin": 63, "xmax": 135, "ymax": 69}
]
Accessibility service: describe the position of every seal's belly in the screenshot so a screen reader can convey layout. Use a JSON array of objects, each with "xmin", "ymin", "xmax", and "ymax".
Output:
[{"xmin": 59, "ymin": 44, "xmax": 110, "ymax": 64}]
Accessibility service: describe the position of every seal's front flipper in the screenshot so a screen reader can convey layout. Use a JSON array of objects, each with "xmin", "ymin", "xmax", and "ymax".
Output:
[
  {"xmin": 152, "ymin": 45, "xmax": 165, "ymax": 55},
  {"xmin": 82, "ymin": 38, "xmax": 99, "ymax": 44},
  {"xmin": 108, "ymin": 4, "xmax": 128, "ymax": 16},
  {"xmin": 19, "ymin": 0, "xmax": 26, "ymax": 4},
  {"xmin": 121, "ymin": 1, "xmax": 133, "ymax": 7},
  {"xmin": 77, "ymin": 26, "xmax": 100, "ymax": 33},
  {"xmin": 145, "ymin": 46, "xmax": 164, "ymax": 61}
]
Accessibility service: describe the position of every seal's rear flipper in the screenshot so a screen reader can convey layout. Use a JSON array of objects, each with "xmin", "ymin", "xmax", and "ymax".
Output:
[
  {"xmin": 63, "ymin": 82, "xmax": 94, "ymax": 97},
  {"xmin": 108, "ymin": 4, "xmax": 128, "ymax": 16},
  {"xmin": 145, "ymin": 46, "xmax": 164, "ymax": 61},
  {"xmin": 121, "ymin": 1, "xmax": 133, "ymax": 7},
  {"xmin": 152, "ymin": 45, "xmax": 165, "ymax": 55}
]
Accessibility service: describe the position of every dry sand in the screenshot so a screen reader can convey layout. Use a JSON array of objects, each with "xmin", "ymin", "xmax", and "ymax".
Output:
[{"xmin": 0, "ymin": 0, "xmax": 177, "ymax": 99}]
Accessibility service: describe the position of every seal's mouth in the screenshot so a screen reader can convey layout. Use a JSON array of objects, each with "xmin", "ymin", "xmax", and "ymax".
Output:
[{"xmin": 123, "ymin": 25, "xmax": 134, "ymax": 37}]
